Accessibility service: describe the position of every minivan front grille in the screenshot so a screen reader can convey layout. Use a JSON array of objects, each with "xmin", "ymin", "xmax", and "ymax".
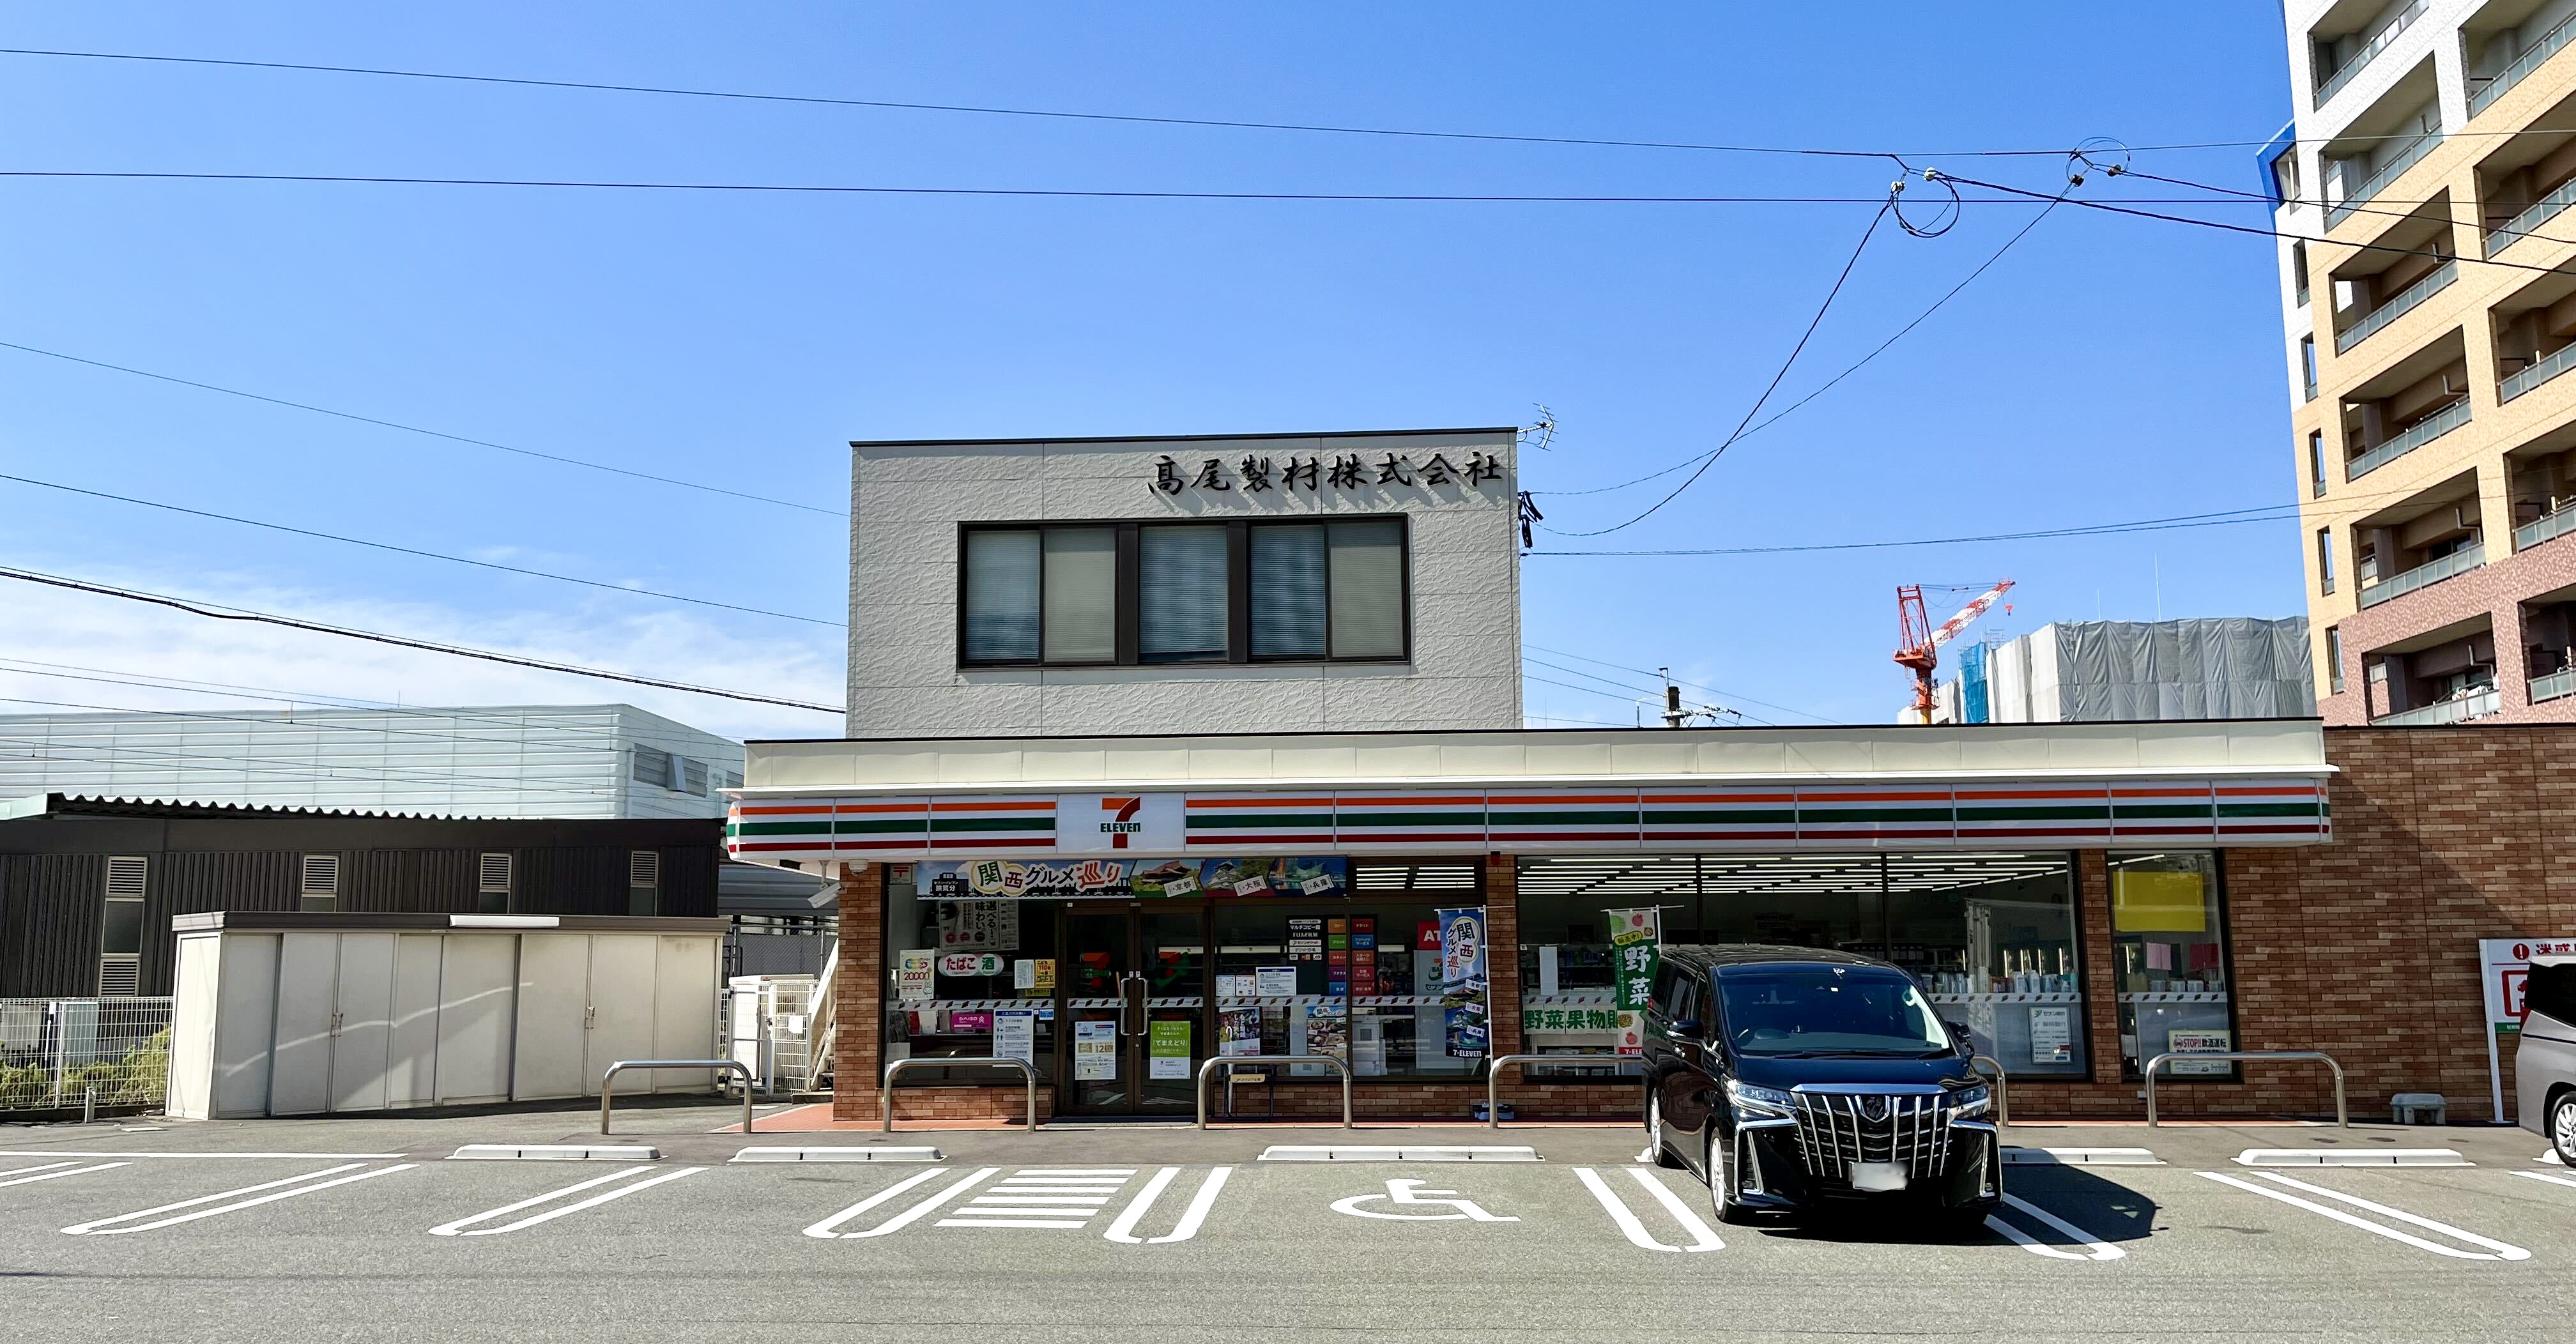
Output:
[{"xmin": 1789, "ymin": 1088, "xmax": 1952, "ymax": 1180}]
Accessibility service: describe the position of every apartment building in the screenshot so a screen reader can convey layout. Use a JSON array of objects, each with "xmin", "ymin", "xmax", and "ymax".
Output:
[{"xmin": 2274, "ymin": 0, "xmax": 2576, "ymax": 725}]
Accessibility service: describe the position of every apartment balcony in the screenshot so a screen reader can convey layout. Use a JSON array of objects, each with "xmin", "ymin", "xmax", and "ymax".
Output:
[
  {"xmin": 2334, "ymin": 259, "xmax": 2455, "ymax": 353},
  {"xmin": 2471, "ymin": 10, "xmax": 2576, "ymax": 118},
  {"xmin": 2502, "ymin": 340, "xmax": 2576, "ymax": 402},
  {"xmin": 2516, "ymin": 500, "xmax": 2576, "ymax": 551},
  {"xmin": 2346, "ymin": 398, "xmax": 2471, "ymax": 481},
  {"xmin": 2317, "ymin": 0, "xmax": 2429, "ymax": 108},
  {"xmin": 2533, "ymin": 666, "xmax": 2576, "ymax": 704},
  {"xmin": 2329, "ymin": 130, "xmax": 2441, "ymax": 228},
  {"xmin": 2358, "ymin": 541, "xmax": 2485, "ymax": 608},
  {"xmin": 2486, "ymin": 176, "xmax": 2576, "ymax": 257},
  {"xmin": 2371, "ymin": 687, "xmax": 2501, "ymax": 725}
]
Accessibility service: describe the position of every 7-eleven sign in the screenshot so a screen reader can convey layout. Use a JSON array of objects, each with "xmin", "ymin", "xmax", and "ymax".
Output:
[{"xmin": 1059, "ymin": 793, "xmax": 1183, "ymax": 854}]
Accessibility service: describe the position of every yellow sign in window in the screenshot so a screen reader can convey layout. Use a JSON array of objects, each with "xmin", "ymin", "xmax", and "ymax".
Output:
[{"xmin": 2112, "ymin": 870, "xmax": 2208, "ymax": 933}]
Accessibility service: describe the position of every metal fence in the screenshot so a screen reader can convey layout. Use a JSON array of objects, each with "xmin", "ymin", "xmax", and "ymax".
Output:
[{"xmin": 0, "ymin": 998, "xmax": 173, "ymax": 1112}]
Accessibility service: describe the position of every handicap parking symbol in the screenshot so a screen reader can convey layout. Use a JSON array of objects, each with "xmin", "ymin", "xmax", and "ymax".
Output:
[{"xmin": 1330, "ymin": 1177, "xmax": 1517, "ymax": 1223}]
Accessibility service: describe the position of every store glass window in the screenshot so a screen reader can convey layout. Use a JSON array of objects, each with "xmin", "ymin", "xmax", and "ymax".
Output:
[
  {"xmin": 882, "ymin": 865, "xmax": 1066, "ymax": 1083},
  {"xmin": 1517, "ymin": 852, "xmax": 2084, "ymax": 1078},
  {"xmin": 1138, "ymin": 525, "xmax": 1229, "ymax": 661},
  {"xmin": 2108, "ymin": 850, "xmax": 2235, "ymax": 1080},
  {"xmin": 1209, "ymin": 862, "xmax": 1482, "ymax": 1083}
]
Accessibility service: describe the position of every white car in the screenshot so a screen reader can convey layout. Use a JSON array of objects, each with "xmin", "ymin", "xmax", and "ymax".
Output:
[{"xmin": 2519, "ymin": 953, "xmax": 2576, "ymax": 1166}]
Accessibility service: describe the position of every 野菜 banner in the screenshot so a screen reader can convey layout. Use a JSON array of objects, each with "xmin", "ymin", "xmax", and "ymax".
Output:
[{"xmin": 918, "ymin": 856, "xmax": 1347, "ymax": 900}]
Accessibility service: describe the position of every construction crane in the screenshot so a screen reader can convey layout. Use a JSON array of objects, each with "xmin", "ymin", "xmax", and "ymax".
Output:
[{"xmin": 1894, "ymin": 580, "xmax": 2015, "ymax": 725}]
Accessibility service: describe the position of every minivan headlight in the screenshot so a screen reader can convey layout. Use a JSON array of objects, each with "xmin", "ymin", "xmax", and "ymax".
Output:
[
  {"xmin": 1726, "ymin": 1080, "xmax": 1797, "ymax": 1117},
  {"xmin": 1949, "ymin": 1083, "xmax": 1992, "ymax": 1119}
]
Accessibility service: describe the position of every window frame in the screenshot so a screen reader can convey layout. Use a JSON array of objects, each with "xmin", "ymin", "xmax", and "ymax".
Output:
[{"xmin": 956, "ymin": 515, "xmax": 1413, "ymax": 669}]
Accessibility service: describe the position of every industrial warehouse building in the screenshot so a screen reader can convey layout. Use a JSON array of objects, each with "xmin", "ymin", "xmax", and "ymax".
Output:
[{"xmin": 714, "ymin": 426, "xmax": 2575, "ymax": 1127}]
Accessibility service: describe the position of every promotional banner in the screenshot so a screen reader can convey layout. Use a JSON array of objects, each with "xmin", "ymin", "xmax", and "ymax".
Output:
[
  {"xmin": 919, "ymin": 856, "xmax": 1346, "ymax": 900},
  {"xmin": 895, "ymin": 950, "xmax": 935, "ymax": 1002},
  {"xmin": 1606, "ymin": 907, "xmax": 1661, "ymax": 1057},
  {"xmin": 1437, "ymin": 906, "xmax": 1489, "ymax": 1058},
  {"xmin": 936, "ymin": 901, "xmax": 1019, "ymax": 951}
]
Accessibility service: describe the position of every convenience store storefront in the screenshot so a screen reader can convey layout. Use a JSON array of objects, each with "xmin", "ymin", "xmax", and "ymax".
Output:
[{"xmin": 731, "ymin": 721, "xmax": 2334, "ymax": 1123}]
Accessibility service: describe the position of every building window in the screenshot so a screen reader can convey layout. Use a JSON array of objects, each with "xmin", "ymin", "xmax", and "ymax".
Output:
[
  {"xmin": 2308, "ymin": 431, "xmax": 2326, "ymax": 497},
  {"xmin": 2316, "ymin": 527, "xmax": 2337, "ymax": 594},
  {"xmin": 632, "ymin": 744, "xmax": 675, "ymax": 790},
  {"xmin": 299, "ymin": 853, "xmax": 340, "ymax": 913},
  {"xmin": 681, "ymin": 758, "xmax": 710, "ymax": 797},
  {"xmin": 960, "ymin": 518, "xmax": 1410, "ymax": 667},
  {"xmin": 2291, "ymin": 239, "xmax": 2310, "ymax": 306},
  {"xmin": 2108, "ymin": 851, "xmax": 2236, "ymax": 1081},
  {"xmin": 478, "ymin": 851, "xmax": 513, "ymax": 915},
  {"xmin": 2325, "ymin": 626, "xmax": 2345, "ymax": 694},
  {"xmin": 629, "ymin": 850, "xmax": 661, "ymax": 917},
  {"xmin": 2271, "ymin": 145, "xmax": 2300, "ymax": 204},
  {"xmin": 2300, "ymin": 336, "xmax": 2319, "ymax": 401}
]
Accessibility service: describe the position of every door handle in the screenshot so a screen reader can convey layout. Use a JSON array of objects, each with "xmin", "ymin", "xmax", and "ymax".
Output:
[
  {"xmin": 584, "ymin": 1005, "xmax": 597, "ymax": 1031},
  {"xmin": 1120, "ymin": 974, "xmax": 1149, "ymax": 1039}
]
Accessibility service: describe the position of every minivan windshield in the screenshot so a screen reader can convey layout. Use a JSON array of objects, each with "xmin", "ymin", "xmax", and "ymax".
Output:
[{"xmin": 1717, "ymin": 967, "xmax": 1953, "ymax": 1057}]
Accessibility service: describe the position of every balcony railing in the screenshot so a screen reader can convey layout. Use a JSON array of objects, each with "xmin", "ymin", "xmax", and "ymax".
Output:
[
  {"xmin": 2358, "ymin": 541, "xmax": 2485, "ymax": 608},
  {"xmin": 2334, "ymin": 259, "xmax": 2455, "ymax": 353},
  {"xmin": 2516, "ymin": 501, "xmax": 2576, "ymax": 552},
  {"xmin": 2372, "ymin": 687, "xmax": 2501, "ymax": 726},
  {"xmin": 2502, "ymin": 342, "xmax": 2576, "ymax": 402},
  {"xmin": 2485, "ymin": 176, "xmax": 2576, "ymax": 257},
  {"xmin": 2345, "ymin": 398, "xmax": 2471, "ymax": 480},
  {"xmin": 2471, "ymin": 10, "xmax": 2576, "ymax": 117},
  {"xmin": 2316, "ymin": 0, "xmax": 2430, "ymax": 107},
  {"xmin": 2327, "ymin": 130, "xmax": 2441, "ymax": 227},
  {"xmin": 2533, "ymin": 667, "xmax": 2576, "ymax": 705}
]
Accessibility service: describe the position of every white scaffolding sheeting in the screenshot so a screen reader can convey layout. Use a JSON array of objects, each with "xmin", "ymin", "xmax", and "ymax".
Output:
[{"xmin": 1936, "ymin": 618, "xmax": 2313, "ymax": 724}]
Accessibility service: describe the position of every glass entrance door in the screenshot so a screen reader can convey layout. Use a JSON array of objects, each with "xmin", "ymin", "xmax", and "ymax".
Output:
[{"xmin": 1059, "ymin": 905, "xmax": 1207, "ymax": 1115}]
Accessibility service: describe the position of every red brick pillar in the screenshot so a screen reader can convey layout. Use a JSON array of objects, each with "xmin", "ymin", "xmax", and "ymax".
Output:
[
  {"xmin": 831, "ymin": 863, "xmax": 886, "ymax": 1122},
  {"xmin": 2074, "ymin": 850, "xmax": 2127, "ymax": 1115},
  {"xmin": 1484, "ymin": 853, "xmax": 1520, "ymax": 1058}
]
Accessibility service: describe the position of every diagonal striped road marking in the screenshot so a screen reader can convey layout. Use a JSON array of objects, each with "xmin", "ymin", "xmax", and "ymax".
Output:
[
  {"xmin": 2513, "ymin": 1170, "xmax": 2576, "ymax": 1191},
  {"xmin": 0, "ymin": 1161, "xmax": 128, "ymax": 1188},
  {"xmin": 804, "ymin": 1168, "xmax": 997, "ymax": 1239},
  {"xmin": 1985, "ymin": 1192, "xmax": 2125, "ymax": 1261},
  {"xmin": 62, "ymin": 1163, "xmax": 417, "ymax": 1235},
  {"xmin": 2198, "ymin": 1171, "xmax": 2530, "ymax": 1261},
  {"xmin": 1574, "ymin": 1167, "xmax": 1722, "ymax": 1253},
  {"xmin": 428, "ymin": 1165, "xmax": 705, "ymax": 1236}
]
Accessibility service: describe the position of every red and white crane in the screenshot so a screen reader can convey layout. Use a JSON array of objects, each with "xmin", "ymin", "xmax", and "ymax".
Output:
[{"xmin": 1894, "ymin": 580, "xmax": 2015, "ymax": 725}]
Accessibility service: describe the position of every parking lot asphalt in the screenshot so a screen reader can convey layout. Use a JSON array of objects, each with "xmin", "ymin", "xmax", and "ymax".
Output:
[{"xmin": 2, "ymin": 1107, "xmax": 2570, "ymax": 1344}]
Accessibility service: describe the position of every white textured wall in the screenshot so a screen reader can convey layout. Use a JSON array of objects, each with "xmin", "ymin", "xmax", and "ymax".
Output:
[{"xmin": 845, "ymin": 429, "xmax": 1523, "ymax": 737}]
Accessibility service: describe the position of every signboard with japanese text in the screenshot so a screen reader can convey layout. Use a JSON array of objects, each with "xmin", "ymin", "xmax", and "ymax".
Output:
[
  {"xmin": 2480, "ymin": 936, "xmax": 2576, "ymax": 1120},
  {"xmin": 2165, "ymin": 1028, "xmax": 2233, "ymax": 1076},
  {"xmin": 896, "ymin": 950, "xmax": 935, "ymax": 1002},
  {"xmin": 1074, "ymin": 1021, "xmax": 1118, "ymax": 1080},
  {"xmin": 936, "ymin": 901, "xmax": 1018, "ymax": 952},
  {"xmin": 1606, "ymin": 908, "xmax": 1660, "ymax": 1057},
  {"xmin": 917, "ymin": 856, "xmax": 1344, "ymax": 901},
  {"xmin": 1438, "ymin": 906, "xmax": 1489, "ymax": 1058},
  {"xmin": 993, "ymin": 1010, "xmax": 1036, "ymax": 1065},
  {"xmin": 1149, "ymin": 1019, "xmax": 1194, "ymax": 1079}
]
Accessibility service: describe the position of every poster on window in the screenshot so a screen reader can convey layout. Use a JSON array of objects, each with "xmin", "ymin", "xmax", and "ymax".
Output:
[
  {"xmin": 2028, "ymin": 1006, "xmax": 2073, "ymax": 1064},
  {"xmin": 1073, "ymin": 1020, "xmax": 1119, "ymax": 1080},
  {"xmin": 1220, "ymin": 1007, "xmax": 1263, "ymax": 1057},
  {"xmin": 1437, "ymin": 906, "xmax": 1489, "ymax": 1059},
  {"xmin": 1606, "ymin": 907, "xmax": 1660, "ymax": 1058},
  {"xmin": 993, "ymin": 1010, "xmax": 1036, "ymax": 1064},
  {"xmin": 896, "ymin": 950, "xmax": 935, "ymax": 1002},
  {"xmin": 1149, "ymin": 1019, "xmax": 1193, "ymax": 1079},
  {"xmin": 937, "ymin": 900, "xmax": 1020, "ymax": 952},
  {"xmin": 2165, "ymin": 1028, "xmax": 2234, "ymax": 1076}
]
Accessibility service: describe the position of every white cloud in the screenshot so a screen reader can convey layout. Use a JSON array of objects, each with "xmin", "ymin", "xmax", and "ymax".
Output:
[{"xmin": 0, "ymin": 563, "xmax": 845, "ymax": 743}]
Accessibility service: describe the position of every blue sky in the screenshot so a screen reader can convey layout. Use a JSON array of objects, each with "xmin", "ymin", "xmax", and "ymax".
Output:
[{"xmin": 0, "ymin": 4, "xmax": 2297, "ymax": 739}]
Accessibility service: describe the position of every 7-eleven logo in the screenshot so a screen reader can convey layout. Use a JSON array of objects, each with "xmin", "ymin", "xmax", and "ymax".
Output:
[{"xmin": 1099, "ymin": 797, "xmax": 1144, "ymax": 848}]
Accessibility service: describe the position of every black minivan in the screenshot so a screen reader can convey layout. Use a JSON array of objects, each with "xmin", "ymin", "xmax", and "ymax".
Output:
[{"xmin": 1642, "ymin": 944, "xmax": 2002, "ymax": 1226}]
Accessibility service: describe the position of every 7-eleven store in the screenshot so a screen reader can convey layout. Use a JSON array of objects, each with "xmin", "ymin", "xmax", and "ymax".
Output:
[{"xmin": 730, "ymin": 720, "xmax": 2332, "ymax": 1124}]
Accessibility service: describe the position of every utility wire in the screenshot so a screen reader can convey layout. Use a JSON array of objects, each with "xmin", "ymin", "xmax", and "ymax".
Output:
[
  {"xmin": 0, "ymin": 339, "xmax": 839, "ymax": 517},
  {"xmin": 1533, "ymin": 503, "xmax": 2297, "ymax": 556},
  {"xmin": 0, "ymin": 564, "xmax": 843, "ymax": 714},
  {"xmin": 1553, "ymin": 201, "xmax": 1894, "ymax": 537},
  {"xmin": 1524, "ymin": 643, "xmax": 1833, "ymax": 723},
  {"xmin": 1546, "ymin": 190, "xmax": 2069, "ymax": 500},
  {"xmin": 0, "ymin": 470, "xmax": 843, "ymax": 627}
]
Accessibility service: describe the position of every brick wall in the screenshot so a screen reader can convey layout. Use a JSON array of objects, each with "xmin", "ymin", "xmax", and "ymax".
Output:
[{"xmin": 830, "ymin": 862, "xmax": 885, "ymax": 1123}]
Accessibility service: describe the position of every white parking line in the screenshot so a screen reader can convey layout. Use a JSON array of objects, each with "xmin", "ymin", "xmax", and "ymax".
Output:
[
  {"xmin": 427, "ymin": 1166, "xmax": 706, "ymax": 1236},
  {"xmin": 0, "ymin": 1161, "xmax": 126, "ymax": 1188},
  {"xmin": 0, "ymin": 1150, "xmax": 406, "ymax": 1160},
  {"xmin": 1574, "ymin": 1168, "xmax": 1722, "ymax": 1253},
  {"xmin": 2511, "ymin": 1170, "xmax": 2576, "ymax": 1191},
  {"xmin": 939, "ymin": 1169, "xmax": 1133, "ymax": 1230},
  {"xmin": 61, "ymin": 1163, "xmax": 417, "ymax": 1235},
  {"xmin": 1102, "ymin": 1166, "xmax": 1232, "ymax": 1244},
  {"xmin": 2197, "ymin": 1171, "xmax": 2532, "ymax": 1262},
  {"xmin": 1985, "ymin": 1193, "xmax": 2125, "ymax": 1261},
  {"xmin": 803, "ymin": 1168, "xmax": 998, "ymax": 1239}
]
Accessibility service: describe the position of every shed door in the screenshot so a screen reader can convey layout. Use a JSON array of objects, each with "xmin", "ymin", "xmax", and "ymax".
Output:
[
  {"xmin": 512, "ymin": 933, "xmax": 592, "ymax": 1100},
  {"xmin": 652, "ymin": 936, "xmax": 720, "ymax": 1092},
  {"xmin": 585, "ymin": 935, "xmax": 661, "ymax": 1095},
  {"xmin": 328, "ymin": 933, "xmax": 398, "ymax": 1113},
  {"xmin": 434, "ymin": 933, "xmax": 517, "ymax": 1104},
  {"xmin": 385, "ymin": 933, "xmax": 444, "ymax": 1108},
  {"xmin": 270, "ymin": 933, "xmax": 341, "ymax": 1117}
]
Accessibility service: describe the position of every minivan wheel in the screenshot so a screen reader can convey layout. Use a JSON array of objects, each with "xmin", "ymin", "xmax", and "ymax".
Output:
[
  {"xmin": 2552, "ymin": 1092, "xmax": 2576, "ymax": 1168},
  {"xmin": 1707, "ymin": 1130, "xmax": 1758, "ymax": 1225},
  {"xmin": 1648, "ymin": 1090, "xmax": 1684, "ymax": 1169}
]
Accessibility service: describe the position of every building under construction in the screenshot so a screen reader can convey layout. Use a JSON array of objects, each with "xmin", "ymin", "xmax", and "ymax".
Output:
[{"xmin": 1921, "ymin": 617, "xmax": 2316, "ymax": 724}]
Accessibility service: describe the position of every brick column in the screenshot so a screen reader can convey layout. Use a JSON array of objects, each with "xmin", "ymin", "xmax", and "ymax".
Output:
[
  {"xmin": 2075, "ymin": 850, "xmax": 2127, "ymax": 1110},
  {"xmin": 1483, "ymin": 853, "xmax": 1520, "ymax": 1058},
  {"xmin": 831, "ymin": 862, "xmax": 886, "ymax": 1122}
]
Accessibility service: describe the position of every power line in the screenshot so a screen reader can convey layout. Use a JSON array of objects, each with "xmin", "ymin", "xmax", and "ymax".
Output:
[
  {"xmin": 0, "ymin": 564, "xmax": 843, "ymax": 714},
  {"xmin": 1552, "ymin": 200, "xmax": 1895, "ymax": 537},
  {"xmin": 0, "ymin": 339, "xmax": 840, "ymax": 518},
  {"xmin": 1523, "ymin": 643, "xmax": 1834, "ymax": 724},
  {"xmin": 1531, "ymin": 503, "xmax": 2297, "ymax": 556},
  {"xmin": 0, "ymin": 470, "xmax": 844, "ymax": 627},
  {"xmin": 1544, "ymin": 190, "xmax": 2069, "ymax": 500},
  {"xmin": 0, "ymin": 47, "xmax": 2168, "ymax": 161},
  {"xmin": 1521, "ymin": 657, "xmax": 1779, "ymax": 728}
]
